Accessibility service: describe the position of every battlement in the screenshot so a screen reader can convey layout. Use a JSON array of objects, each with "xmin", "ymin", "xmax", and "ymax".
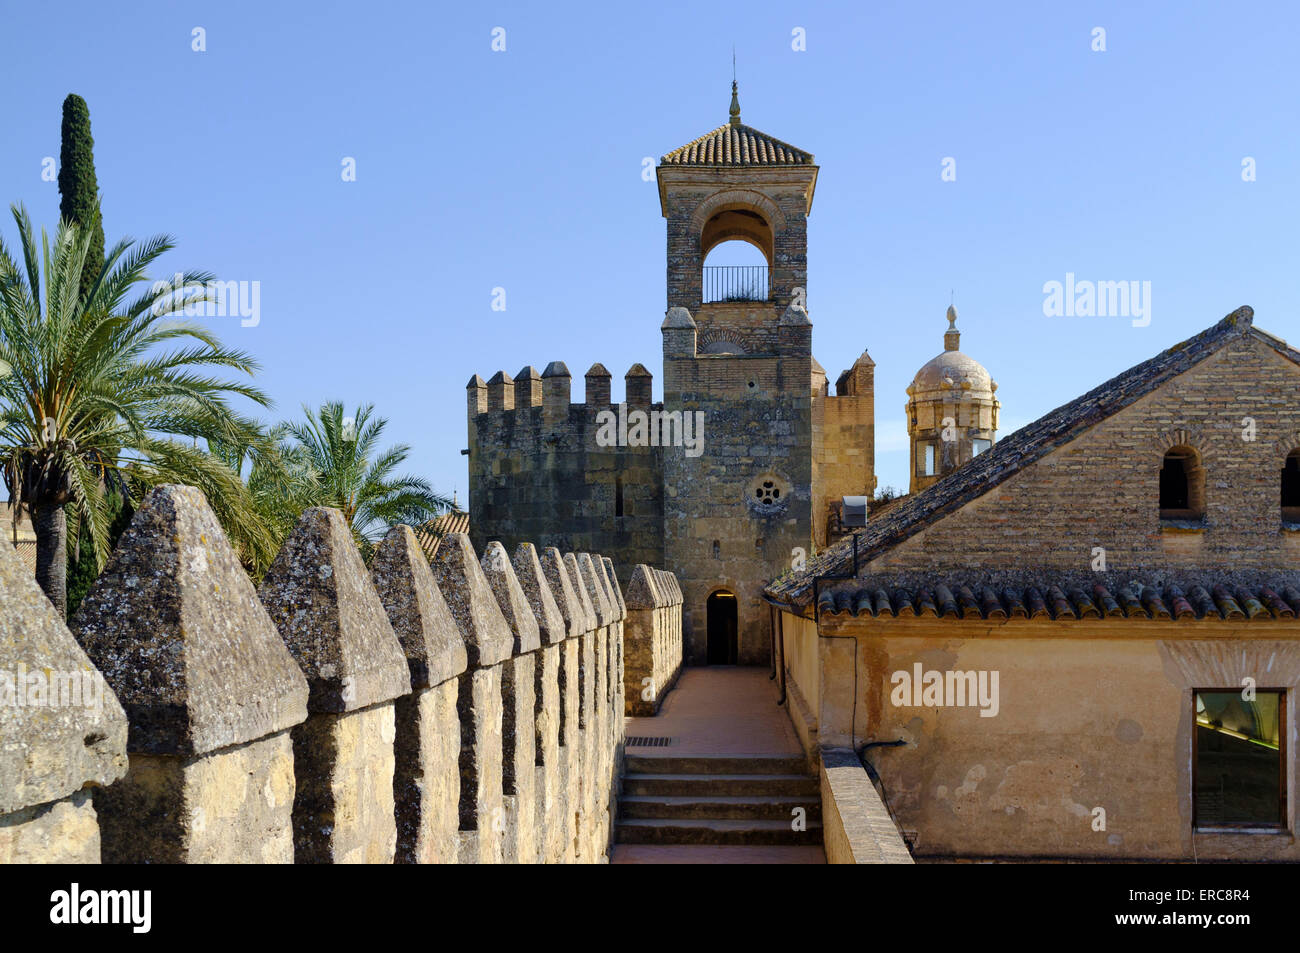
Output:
[
  {"xmin": 467, "ymin": 361, "xmax": 659, "ymax": 427},
  {"xmin": 466, "ymin": 362, "xmax": 667, "ymax": 580},
  {"xmin": 0, "ymin": 482, "xmax": 684, "ymax": 864}
]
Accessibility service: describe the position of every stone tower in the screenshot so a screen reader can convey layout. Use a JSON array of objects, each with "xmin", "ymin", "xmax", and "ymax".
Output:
[
  {"xmin": 905, "ymin": 305, "xmax": 999, "ymax": 493},
  {"xmin": 657, "ymin": 84, "xmax": 819, "ymax": 665},
  {"xmin": 466, "ymin": 86, "xmax": 875, "ymax": 671}
]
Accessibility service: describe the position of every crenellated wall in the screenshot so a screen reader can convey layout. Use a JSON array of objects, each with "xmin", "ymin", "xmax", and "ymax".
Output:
[
  {"xmin": 467, "ymin": 362, "xmax": 665, "ymax": 588},
  {"xmin": 0, "ymin": 484, "xmax": 656, "ymax": 864},
  {"xmin": 623, "ymin": 566, "xmax": 684, "ymax": 716}
]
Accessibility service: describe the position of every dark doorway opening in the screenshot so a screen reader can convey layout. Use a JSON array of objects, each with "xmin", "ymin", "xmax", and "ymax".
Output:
[{"xmin": 706, "ymin": 590, "xmax": 738, "ymax": 665}]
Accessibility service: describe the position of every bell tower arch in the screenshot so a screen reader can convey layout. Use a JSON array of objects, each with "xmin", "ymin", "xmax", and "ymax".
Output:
[
  {"xmin": 655, "ymin": 85, "xmax": 821, "ymax": 666},
  {"xmin": 657, "ymin": 82, "xmax": 818, "ymax": 350}
]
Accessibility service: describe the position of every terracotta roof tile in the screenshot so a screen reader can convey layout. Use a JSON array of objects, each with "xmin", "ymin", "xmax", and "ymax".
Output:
[
  {"xmin": 814, "ymin": 578, "xmax": 1300, "ymax": 624},
  {"xmin": 413, "ymin": 510, "xmax": 469, "ymax": 561},
  {"xmin": 661, "ymin": 123, "xmax": 814, "ymax": 167}
]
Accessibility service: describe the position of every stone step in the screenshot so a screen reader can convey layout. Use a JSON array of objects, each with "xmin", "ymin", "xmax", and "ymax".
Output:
[
  {"xmin": 615, "ymin": 818, "xmax": 823, "ymax": 846},
  {"xmin": 620, "ymin": 795, "xmax": 822, "ymax": 821},
  {"xmin": 622, "ymin": 772, "xmax": 820, "ymax": 797},
  {"xmin": 624, "ymin": 754, "xmax": 809, "ymax": 776}
]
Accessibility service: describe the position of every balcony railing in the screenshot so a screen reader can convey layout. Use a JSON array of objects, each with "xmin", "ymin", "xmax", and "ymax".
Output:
[{"xmin": 702, "ymin": 265, "xmax": 770, "ymax": 303}]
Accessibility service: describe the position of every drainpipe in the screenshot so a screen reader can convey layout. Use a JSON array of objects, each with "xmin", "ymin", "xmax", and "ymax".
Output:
[
  {"xmin": 768, "ymin": 604, "xmax": 777, "ymax": 681},
  {"xmin": 759, "ymin": 594, "xmax": 789, "ymax": 706}
]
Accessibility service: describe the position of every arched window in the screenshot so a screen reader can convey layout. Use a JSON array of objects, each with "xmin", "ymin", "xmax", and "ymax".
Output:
[
  {"xmin": 1282, "ymin": 449, "xmax": 1300, "ymax": 523},
  {"xmin": 701, "ymin": 210, "xmax": 772, "ymax": 304},
  {"xmin": 1160, "ymin": 446, "xmax": 1204, "ymax": 521}
]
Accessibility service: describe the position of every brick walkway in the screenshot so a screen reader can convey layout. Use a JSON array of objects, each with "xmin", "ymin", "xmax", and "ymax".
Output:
[
  {"xmin": 611, "ymin": 667, "xmax": 826, "ymax": 864},
  {"xmin": 622, "ymin": 666, "xmax": 804, "ymax": 757}
]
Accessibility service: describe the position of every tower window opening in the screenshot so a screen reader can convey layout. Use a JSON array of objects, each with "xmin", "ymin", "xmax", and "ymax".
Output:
[
  {"xmin": 1282, "ymin": 450, "xmax": 1300, "ymax": 522},
  {"xmin": 972, "ymin": 438, "xmax": 992, "ymax": 457},
  {"xmin": 924, "ymin": 443, "xmax": 936, "ymax": 476},
  {"xmin": 1159, "ymin": 446, "xmax": 1203, "ymax": 520},
  {"xmin": 615, "ymin": 475, "xmax": 624, "ymax": 518},
  {"xmin": 701, "ymin": 229, "xmax": 771, "ymax": 303}
]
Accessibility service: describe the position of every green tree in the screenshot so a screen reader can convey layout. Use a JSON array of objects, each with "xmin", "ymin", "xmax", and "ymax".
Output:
[
  {"xmin": 0, "ymin": 203, "xmax": 275, "ymax": 614},
  {"xmin": 285, "ymin": 401, "xmax": 451, "ymax": 562},
  {"xmin": 208, "ymin": 423, "xmax": 320, "ymax": 578},
  {"xmin": 57, "ymin": 94, "xmax": 105, "ymax": 306},
  {"xmin": 66, "ymin": 490, "xmax": 132, "ymax": 618}
]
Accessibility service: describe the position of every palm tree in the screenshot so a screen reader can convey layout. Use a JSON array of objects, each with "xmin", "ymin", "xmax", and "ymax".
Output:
[
  {"xmin": 208, "ymin": 422, "xmax": 320, "ymax": 578},
  {"xmin": 285, "ymin": 401, "xmax": 450, "ymax": 562},
  {"xmin": 0, "ymin": 203, "xmax": 275, "ymax": 613}
]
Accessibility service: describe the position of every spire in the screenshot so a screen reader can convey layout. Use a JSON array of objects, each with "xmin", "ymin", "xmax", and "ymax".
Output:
[
  {"xmin": 944, "ymin": 304, "xmax": 960, "ymax": 351},
  {"xmin": 729, "ymin": 80, "xmax": 741, "ymax": 126}
]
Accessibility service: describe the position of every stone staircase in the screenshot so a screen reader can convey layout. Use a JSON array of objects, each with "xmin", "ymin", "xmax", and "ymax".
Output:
[{"xmin": 616, "ymin": 753, "xmax": 822, "ymax": 846}]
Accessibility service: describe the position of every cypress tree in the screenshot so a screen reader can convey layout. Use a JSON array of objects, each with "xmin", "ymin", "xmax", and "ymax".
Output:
[
  {"xmin": 57, "ymin": 94, "xmax": 113, "ymax": 612},
  {"xmin": 57, "ymin": 93, "xmax": 105, "ymax": 304}
]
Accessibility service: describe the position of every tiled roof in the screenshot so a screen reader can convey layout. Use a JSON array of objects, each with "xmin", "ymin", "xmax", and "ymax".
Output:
[
  {"xmin": 2, "ymin": 501, "xmax": 36, "ymax": 573},
  {"xmin": 816, "ymin": 579, "xmax": 1300, "ymax": 623},
  {"xmin": 7, "ymin": 540, "xmax": 35, "ymax": 574},
  {"xmin": 414, "ymin": 510, "xmax": 469, "ymax": 560},
  {"xmin": 661, "ymin": 123, "xmax": 814, "ymax": 167},
  {"xmin": 767, "ymin": 306, "xmax": 1300, "ymax": 607}
]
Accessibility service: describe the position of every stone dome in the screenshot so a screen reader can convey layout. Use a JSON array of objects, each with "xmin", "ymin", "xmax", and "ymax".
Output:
[
  {"xmin": 910, "ymin": 350, "xmax": 996, "ymax": 395},
  {"xmin": 907, "ymin": 305, "xmax": 996, "ymax": 396}
]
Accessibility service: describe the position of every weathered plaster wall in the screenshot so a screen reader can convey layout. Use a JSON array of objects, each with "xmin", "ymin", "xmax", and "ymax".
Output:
[{"xmin": 817, "ymin": 619, "xmax": 1300, "ymax": 861}]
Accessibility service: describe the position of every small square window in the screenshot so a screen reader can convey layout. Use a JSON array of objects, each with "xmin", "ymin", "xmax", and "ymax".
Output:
[{"xmin": 1194, "ymin": 690, "xmax": 1285, "ymax": 830}]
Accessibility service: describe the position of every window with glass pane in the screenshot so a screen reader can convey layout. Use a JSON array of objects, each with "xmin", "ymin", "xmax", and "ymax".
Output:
[{"xmin": 1194, "ymin": 690, "xmax": 1285, "ymax": 829}]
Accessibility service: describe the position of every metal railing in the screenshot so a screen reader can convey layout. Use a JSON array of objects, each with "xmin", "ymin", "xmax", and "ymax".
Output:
[{"xmin": 702, "ymin": 265, "xmax": 770, "ymax": 303}]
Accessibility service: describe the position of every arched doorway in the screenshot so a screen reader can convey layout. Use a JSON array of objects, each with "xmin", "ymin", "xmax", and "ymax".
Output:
[{"xmin": 706, "ymin": 590, "xmax": 738, "ymax": 665}]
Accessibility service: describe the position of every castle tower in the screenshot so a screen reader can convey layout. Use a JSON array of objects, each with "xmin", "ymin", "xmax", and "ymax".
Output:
[
  {"xmin": 905, "ymin": 305, "xmax": 999, "ymax": 493},
  {"xmin": 657, "ymin": 84, "xmax": 819, "ymax": 665}
]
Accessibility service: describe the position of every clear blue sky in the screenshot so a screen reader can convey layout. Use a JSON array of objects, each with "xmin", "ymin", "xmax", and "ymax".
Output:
[{"xmin": 3, "ymin": 1, "xmax": 1297, "ymax": 499}]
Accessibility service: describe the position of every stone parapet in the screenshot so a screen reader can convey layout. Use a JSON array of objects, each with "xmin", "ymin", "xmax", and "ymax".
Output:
[
  {"xmin": 623, "ymin": 566, "xmax": 684, "ymax": 716},
  {"xmin": 72, "ymin": 485, "xmax": 309, "ymax": 863},
  {"xmin": 260, "ymin": 507, "xmax": 410, "ymax": 863},
  {"xmin": 2, "ymin": 490, "xmax": 630, "ymax": 865}
]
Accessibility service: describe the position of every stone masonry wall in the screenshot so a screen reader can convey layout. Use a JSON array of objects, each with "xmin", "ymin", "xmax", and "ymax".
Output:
[
  {"xmin": 467, "ymin": 364, "xmax": 664, "ymax": 589},
  {"xmin": 869, "ymin": 334, "xmax": 1300, "ymax": 580},
  {"xmin": 663, "ymin": 305, "xmax": 814, "ymax": 666},
  {"xmin": 0, "ymin": 484, "xmax": 637, "ymax": 864},
  {"xmin": 623, "ymin": 566, "xmax": 684, "ymax": 716}
]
